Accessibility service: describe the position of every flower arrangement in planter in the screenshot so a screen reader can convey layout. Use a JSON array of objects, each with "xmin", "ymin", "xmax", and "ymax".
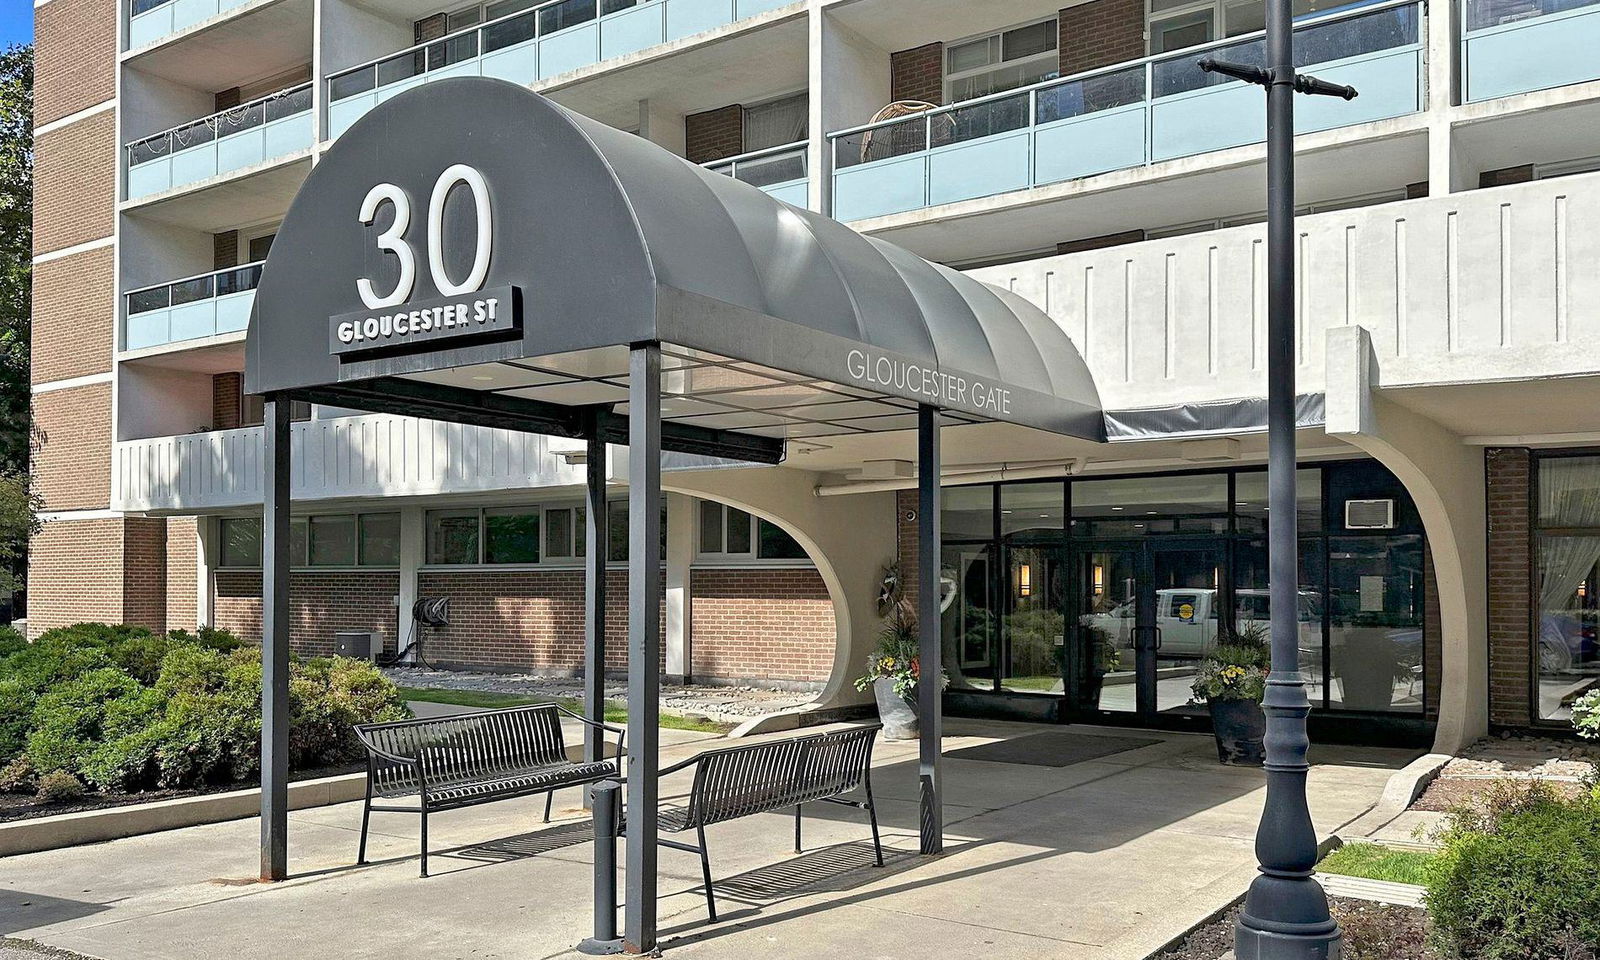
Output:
[
  {"xmin": 855, "ymin": 599, "xmax": 931, "ymax": 740},
  {"xmin": 1190, "ymin": 625, "xmax": 1271, "ymax": 765}
]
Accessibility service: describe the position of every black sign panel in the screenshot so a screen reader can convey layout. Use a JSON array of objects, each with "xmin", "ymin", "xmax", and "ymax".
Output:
[{"xmin": 329, "ymin": 285, "xmax": 521, "ymax": 358}]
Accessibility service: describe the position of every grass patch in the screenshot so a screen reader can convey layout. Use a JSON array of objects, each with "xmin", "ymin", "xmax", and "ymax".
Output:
[
  {"xmin": 1318, "ymin": 842, "xmax": 1436, "ymax": 886},
  {"xmin": 396, "ymin": 687, "xmax": 734, "ymax": 734}
]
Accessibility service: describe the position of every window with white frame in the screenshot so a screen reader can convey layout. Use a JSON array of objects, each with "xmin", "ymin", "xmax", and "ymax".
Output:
[
  {"xmin": 742, "ymin": 92, "xmax": 809, "ymax": 152},
  {"xmin": 945, "ymin": 19, "xmax": 1059, "ymax": 103},
  {"xmin": 1146, "ymin": 0, "xmax": 1361, "ymax": 54},
  {"xmin": 217, "ymin": 513, "xmax": 400, "ymax": 568},
  {"xmin": 697, "ymin": 502, "xmax": 808, "ymax": 562}
]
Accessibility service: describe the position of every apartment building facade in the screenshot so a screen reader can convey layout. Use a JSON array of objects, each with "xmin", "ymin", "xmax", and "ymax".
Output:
[{"xmin": 29, "ymin": 0, "xmax": 1600, "ymax": 751}]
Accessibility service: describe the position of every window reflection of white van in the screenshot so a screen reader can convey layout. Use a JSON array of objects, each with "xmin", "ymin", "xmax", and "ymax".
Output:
[{"xmin": 1083, "ymin": 589, "xmax": 1321, "ymax": 659}]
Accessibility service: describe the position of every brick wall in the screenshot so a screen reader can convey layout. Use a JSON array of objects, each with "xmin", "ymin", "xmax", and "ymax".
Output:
[
  {"xmin": 32, "ymin": 382, "xmax": 111, "ymax": 511},
  {"xmin": 1480, "ymin": 165, "xmax": 1535, "ymax": 189},
  {"xmin": 213, "ymin": 570, "xmax": 402, "ymax": 656},
  {"xmin": 27, "ymin": 517, "xmax": 171, "ymax": 636},
  {"xmin": 34, "ymin": 0, "xmax": 116, "ymax": 126},
  {"xmin": 33, "ymin": 110, "xmax": 116, "ymax": 255},
  {"xmin": 166, "ymin": 518, "xmax": 198, "ymax": 632},
  {"xmin": 1058, "ymin": 0, "xmax": 1146, "ymax": 77},
  {"xmin": 31, "ymin": 247, "xmax": 113, "ymax": 384},
  {"xmin": 895, "ymin": 488, "xmax": 920, "ymax": 611},
  {"xmin": 1486, "ymin": 447, "xmax": 1533, "ymax": 728},
  {"xmin": 890, "ymin": 43, "xmax": 944, "ymax": 105},
  {"xmin": 212, "ymin": 372, "xmax": 242, "ymax": 430},
  {"xmin": 415, "ymin": 569, "xmax": 667, "ymax": 673},
  {"xmin": 213, "ymin": 231, "xmax": 240, "ymax": 270},
  {"xmin": 685, "ymin": 104, "xmax": 744, "ymax": 164},
  {"xmin": 690, "ymin": 568, "xmax": 835, "ymax": 683}
]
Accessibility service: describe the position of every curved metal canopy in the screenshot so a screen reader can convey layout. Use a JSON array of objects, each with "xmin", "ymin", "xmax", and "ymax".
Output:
[{"xmin": 246, "ymin": 77, "xmax": 1102, "ymax": 441}]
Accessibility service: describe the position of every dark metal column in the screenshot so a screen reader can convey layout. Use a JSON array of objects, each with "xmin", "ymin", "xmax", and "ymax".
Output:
[
  {"xmin": 623, "ymin": 343, "xmax": 663, "ymax": 954},
  {"xmin": 916, "ymin": 404, "xmax": 942, "ymax": 856},
  {"xmin": 259, "ymin": 396, "xmax": 292, "ymax": 882},
  {"xmin": 584, "ymin": 426, "xmax": 608, "ymax": 766},
  {"xmin": 1199, "ymin": 10, "xmax": 1355, "ymax": 959}
]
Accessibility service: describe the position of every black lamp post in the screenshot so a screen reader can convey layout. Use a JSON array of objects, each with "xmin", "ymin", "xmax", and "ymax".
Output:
[{"xmin": 1197, "ymin": 2, "xmax": 1356, "ymax": 957}]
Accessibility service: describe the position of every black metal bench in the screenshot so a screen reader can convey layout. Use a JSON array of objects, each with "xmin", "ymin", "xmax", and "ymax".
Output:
[
  {"xmin": 353, "ymin": 703, "xmax": 624, "ymax": 876},
  {"xmin": 655, "ymin": 725, "xmax": 883, "ymax": 921}
]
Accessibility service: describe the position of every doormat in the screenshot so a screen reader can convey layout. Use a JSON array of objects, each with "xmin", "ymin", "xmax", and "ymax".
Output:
[{"xmin": 944, "ymin": 731, "xmax": 1162, "ymax": 767}]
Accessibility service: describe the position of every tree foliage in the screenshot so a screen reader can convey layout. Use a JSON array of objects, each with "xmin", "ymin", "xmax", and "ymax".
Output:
[{"xmin": 0, "ymin": 45, "xmax": 31, "ymax": 475}]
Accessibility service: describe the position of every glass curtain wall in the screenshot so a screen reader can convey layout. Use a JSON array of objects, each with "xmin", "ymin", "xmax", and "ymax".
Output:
[{"xmin": 940, "ymin": 460, "xmax": 1429, "ymax": 716}]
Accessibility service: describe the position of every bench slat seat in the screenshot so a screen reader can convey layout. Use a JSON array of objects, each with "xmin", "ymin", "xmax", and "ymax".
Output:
[
  {"xmin": 353, "ymin": 703, "xmax": 624, "ymax": 876},
  {"xmin": 654, "ymin": 725, "xmax": 883, "ymax": 922}
]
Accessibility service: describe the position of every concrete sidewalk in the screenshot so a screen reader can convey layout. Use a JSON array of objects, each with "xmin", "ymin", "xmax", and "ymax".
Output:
[{"xmin": 0, "ymin": 721, "xmax": 1416, "ymax": 960}]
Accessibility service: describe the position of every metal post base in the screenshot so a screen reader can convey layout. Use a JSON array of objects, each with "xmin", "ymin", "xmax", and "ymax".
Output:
[
  {"xmin": 1235, "ymin": 879, "xmax": 1342, "ymax": 960},
  {"xmin": 576, "ymin": 939, "xmax": 625, "ymax": 956}
]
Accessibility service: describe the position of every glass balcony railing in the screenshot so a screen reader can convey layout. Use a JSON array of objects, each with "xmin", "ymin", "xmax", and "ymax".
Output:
[
  {"xmin": 1461, "ymin": 0, "xmax": 1600, "ymax": 101},
  {"xmin": 124, "ymin": 263, "xmax": 262, "ymax": 352},
  {"xmin": 829, "ymin": 0, "xmax": 1424, "ymax": 223},
  {"xmin": 326, "ymin": 0, "xmax": 795, "ymax": 140},
  {"xmin": 704, "ymin": 141, "xmax": 808, "ymax": 206},
  {"xmin": 126, "ymin": 84, "xmax": 313, "ymax": 200},
  {"xmin": 128, "ymin": 0, "xmax": 254, "ymax": 50}
]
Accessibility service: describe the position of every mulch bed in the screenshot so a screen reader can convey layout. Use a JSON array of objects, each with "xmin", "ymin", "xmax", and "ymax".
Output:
[
  {"xmin": 1155, "ymin": 899, "xmax": 1436, "ymax": 960},
  {"xmin": 0, "ymin": 764, "xmax": 359, "ymax": 824}
]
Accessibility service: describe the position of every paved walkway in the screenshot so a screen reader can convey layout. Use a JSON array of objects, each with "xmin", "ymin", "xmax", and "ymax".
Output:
[{"xmin": 0, "ymin": 721, "xmax": 1417, "ymax": 960}]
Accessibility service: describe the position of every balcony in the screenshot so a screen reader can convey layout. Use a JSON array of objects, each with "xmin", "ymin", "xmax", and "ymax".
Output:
[
  {"xmin": 1462, "ymin": 0, "xmax": 1600, "ymax": 102},
  {"xmin": 123, "ymin": 263, "xmax": 260, "ymax": 353},
  {"xmin": 325, "ymin": 0, "xmax": 795, "ymax": 140},
  {"xmin": 128, "ymin": 0, "xmax": 253, "ymax": 50},
  {"xmin": 829, "ymin": 0, "xmax": 1424, "ymax": 223},
  {"xmin": 114, "ymin": 413, "xmax": 588, "ymax": 512},
  {"xmin": 704, "ymin": 141, "xmax": 808, "ymax": 206},
  {"xmin": 126, "ymin": 84, "xmax": 312, "ymax": 201}
]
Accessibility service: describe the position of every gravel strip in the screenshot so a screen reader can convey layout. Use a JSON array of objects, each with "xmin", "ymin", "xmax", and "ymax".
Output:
[
  {"xmin": 384, "ymin": 667, "xmax": 816, "ymax": 723},
  {"xmin": 0, "ymin": 940, "xmax": 103, "ymax": 960}
]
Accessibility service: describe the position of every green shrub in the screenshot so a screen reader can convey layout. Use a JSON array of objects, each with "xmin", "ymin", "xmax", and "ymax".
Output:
[
  {"xmin": 0, "ymin": 622, "xmax": 408, "ymax": 794},
  {"xmin": 0, "ymin": 755, "xmax": 35, "ymax": 793},
  {"xmin": 35, "ymin": 769, "xmax": 85, "ymax": 804},
  {"xmin": 1426, "ymin": 781, "xmax": 1600, "ymax": 959},
  {"xmin": 1574, "ymin": 689, "xmax": 1600, "ymax": 741},
  {"xmin": 0, "ymin": 624, "xmax": 24, "ymax": 659}
]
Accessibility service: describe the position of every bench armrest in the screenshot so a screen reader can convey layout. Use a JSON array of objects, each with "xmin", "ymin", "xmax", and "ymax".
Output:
[
  {"xmin": 657, "ymin": 753, "xmax": 701, "ymax": 778},
  {"xmin": 353, "ymin": 728, "xmax": 423, "ymax": 769}
]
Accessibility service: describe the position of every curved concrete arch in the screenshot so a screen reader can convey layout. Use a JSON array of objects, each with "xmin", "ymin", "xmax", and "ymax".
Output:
[
  {"xmin": 1327, "ymin": 326, "xmax": 1488, "ymax": 753},
  {"xmin": 650, "ymin": 462, "xmax": 897, "ymax": 733}
]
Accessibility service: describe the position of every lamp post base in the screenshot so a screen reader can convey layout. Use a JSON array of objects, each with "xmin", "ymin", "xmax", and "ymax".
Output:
[{"xmin": 1235, "ymin": 901, "xmax": 1342, "ymax": 960}]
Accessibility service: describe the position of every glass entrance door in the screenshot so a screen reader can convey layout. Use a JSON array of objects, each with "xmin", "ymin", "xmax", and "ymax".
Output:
[{"xmin": 1072, "ymin": 542, "xmax": 1224, "ymax": 721}]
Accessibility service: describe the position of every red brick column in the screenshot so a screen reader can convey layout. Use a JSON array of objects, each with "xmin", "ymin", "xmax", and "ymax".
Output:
[
  {"xmin": 1058, "ymin": 0, "xmax": 1146, "ymax": 76},
  {"xmin": 890, "ymin": 43, "xmax": 944, "ymax": 105},
  {"xmin": 685, "ymin": 105, "xmax": 744, "ymax": 164},
  {"xmin": 1485, "ymin": 447, "xmax": 1533, "ymax": 728}
]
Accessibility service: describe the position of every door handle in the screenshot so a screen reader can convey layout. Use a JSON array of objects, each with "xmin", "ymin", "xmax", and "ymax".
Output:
[{"xmin": 1153, "ymin": 627, "xmax": 1163, "ymax": 651}]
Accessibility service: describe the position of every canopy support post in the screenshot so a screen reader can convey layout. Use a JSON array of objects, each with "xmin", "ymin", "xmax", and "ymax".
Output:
[
  {"xmin": 584, "ymin": 424, "xmax": 608, "ymax": 767},
  {"xmin": 917, "ymin": 404, "xmax": 943, "ymax": 856},
  {"xmin": 623, "ymin": 344, "xmax": 662, "ymax": 954},
  {"xmin": 259, "ymin": 396, "xmax": 292, "ymax": 882}
]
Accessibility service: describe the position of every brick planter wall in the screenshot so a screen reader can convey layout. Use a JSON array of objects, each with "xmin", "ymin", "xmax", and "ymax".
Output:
[
  {"xmin": 690, "ymin": 568, "xmax": 835, "ymax": 683},
  {"xmin": 213, "ymin": 570, "xmax": 401, "ymax": 656}
]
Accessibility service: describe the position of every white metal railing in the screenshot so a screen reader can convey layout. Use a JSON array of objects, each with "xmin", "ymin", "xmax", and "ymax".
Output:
[
  {"xmin": 126, "ymin": 83, "xmax": 312, "ymax": 169},
  {"xmin": 827, "ymin": 0, "xmax": 1424, "ymax": 221}
]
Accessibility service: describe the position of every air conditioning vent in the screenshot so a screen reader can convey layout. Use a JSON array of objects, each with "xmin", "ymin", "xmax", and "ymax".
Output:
[{"xmin": 1345, "ymin": 499, "xmax": 1396, "ymax": 530}]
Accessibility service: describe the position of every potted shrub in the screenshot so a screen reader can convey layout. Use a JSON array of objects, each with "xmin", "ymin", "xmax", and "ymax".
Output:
[
  {"xmin": 855, "ymin": 600, "xmax": 926, "ymax": 740},
  {"xmin": 1191, "ymin": 630, "xmax": 1270, "ymax": 766}
]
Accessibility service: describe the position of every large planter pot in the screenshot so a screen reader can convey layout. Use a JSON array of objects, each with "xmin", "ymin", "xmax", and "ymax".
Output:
[
  {"xmin": 1208, "ymin": 698, "xmax": 1266, "ymax": 766},
  {"xmin": 873, "ymin": 676, "xmax": 919, "ymax": 740}
]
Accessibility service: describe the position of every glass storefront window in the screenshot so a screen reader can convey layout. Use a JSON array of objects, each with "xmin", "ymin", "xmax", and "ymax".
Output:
[
  {"xmin": 1233, "ymin": 468, "xmax": 1322, "ymax": 535},
  {"xmin": 1002, "ymin": 545, "xmax": 1065, "ymax": 693},
  {"xmin": 1327, "ymin": 535, "xmax": 1424, "ymax": 713},
  {"xmin": 1235, "ymin": 538, "xmax": 1327, "ymax": 705},
  {"xmin": 308, "ymin": 515, "xmax": 356, "ymax": 566},
  {"xmin": 485, "ymin": 507, "xmax": 540, "ymax": 564},
  {"xmin": 1071, "ymin": 473, "xmax": 1228, "ymax": 537},
  {"xmin": 1535, "ymin": 455, "xmax": 1600, "ymax": 722},
  {"xmin": 941, "ymin": 543, "xmax": 997, "ymax": 690},
  {"xmin": 1001, "ymin": 481, "xmax": 1065, "ymax": 538},
  {"xmin": 427, "ymin": 510, "xmax": 481, "ymax": 565},
  {"xmin": 943, "ymin": 485, "xmax": 994, "ymax": 540}
]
